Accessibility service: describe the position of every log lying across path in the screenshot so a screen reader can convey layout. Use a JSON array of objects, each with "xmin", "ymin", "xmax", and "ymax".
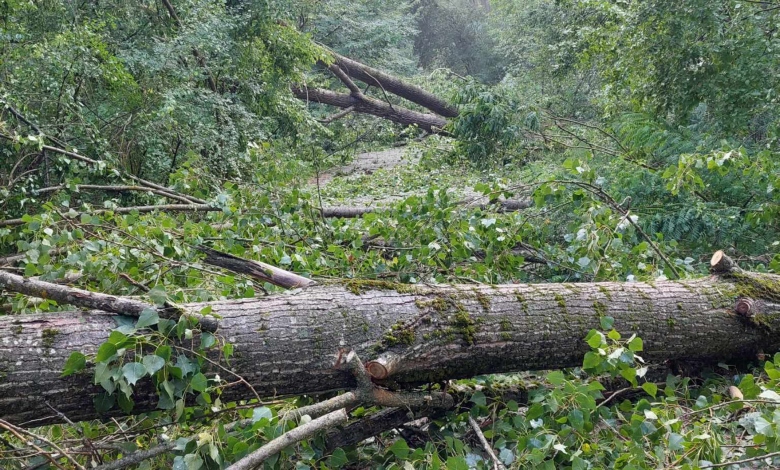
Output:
[{"xmin": 1, "ymin": 253, "xmax": 779, "ymax": 425}]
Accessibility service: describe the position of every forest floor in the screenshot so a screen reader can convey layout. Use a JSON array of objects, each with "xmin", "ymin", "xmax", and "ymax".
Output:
[{"xmin": 308, "ymin": 143, "xmax": 534, "ymax": 210}]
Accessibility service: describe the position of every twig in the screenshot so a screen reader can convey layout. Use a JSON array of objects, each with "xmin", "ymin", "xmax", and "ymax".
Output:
[
  {"xmin": 91, "ymin": 441, "xmax": 176, "ymax": 470},
  {"xmin": 468, "ymin": 415, "xmax": 506, "ymax": 470},
  {"xmin": 226, "ymin": 409, "xmax": 349, "ymax": 470},
  {"xmin": 700, "ymin": 450, "xmax": 780, "ymax": 468},
  {"xmin": 0, "ymin": 419, "xmax": 83, "ymax": 470}
]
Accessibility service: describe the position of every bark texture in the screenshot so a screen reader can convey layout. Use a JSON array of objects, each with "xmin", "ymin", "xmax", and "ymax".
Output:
[
  {"xmin": 331, "ymin": 52, "xmax": 459, "ymax": 118},
  {"xmin": 2, "ymin": 273, "xmax": 779, "ymax": 426},
  {"xmin": 293, "ymin": 86, "xmax": 448, "ymax": 132}
]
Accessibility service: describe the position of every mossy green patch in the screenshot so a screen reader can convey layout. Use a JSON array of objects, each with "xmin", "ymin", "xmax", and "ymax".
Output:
[
  {"xmin": 515, "ymin": 292, "xmax": 529, "ymax": 314},
  {"xmin": 597, "ymin": 285, "xmax": 613, "ymax": 301},
  {"xmin": 593, "ymin": 301, "xmax": 607, "ymax": 317},
  {"xmin": 41, "ymin": 328, "xmax": 59, "ymax": 348},
  {"xmin": 474, "ymin": 290, "xmax": 492, "ymax": 312},
  {"xmin": 344, "ymin": 279, "xmax": 418, "ymax": 296},
  {"xmin": 554, "ymin": 293, "xmax": 567, "ymax": 313}
]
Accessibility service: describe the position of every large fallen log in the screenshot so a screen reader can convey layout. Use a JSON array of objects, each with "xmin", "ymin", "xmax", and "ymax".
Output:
[{"xmin": 1, "ymin": 259, "xmax": 779, "ymax": 426}]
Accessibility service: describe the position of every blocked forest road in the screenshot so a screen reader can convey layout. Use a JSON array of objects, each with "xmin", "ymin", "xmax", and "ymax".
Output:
[{"xmin": 2, "ymin": 266, "xmax": 779, "ymax": 426}]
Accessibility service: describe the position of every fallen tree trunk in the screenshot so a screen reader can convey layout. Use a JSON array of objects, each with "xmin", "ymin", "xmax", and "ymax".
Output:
[
  {"xmin": 293, "ymin": 86, "xmax": 448, "ymax": 132},
  {"xmin": 1, "ymin": 266, "xmax": 779, "ymax": 426},
  {"xmin": 330, "ymin": 52, "xmax": 459, "ymax": 118}
]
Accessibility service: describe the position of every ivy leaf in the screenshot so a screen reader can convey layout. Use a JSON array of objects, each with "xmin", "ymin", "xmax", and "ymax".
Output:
[
  {"xmin": 136, "ymin": 308, "xmax": 159, "ymax": 328},
  {"xmin": 62, "ymin": 352, "xmax": 86, "ymax": 377},
  {"xmin": 143, "ymin": 355, "xmax": 166, "ymax": 375},
  {"xmin": 122, "ymin": 362, "xmax": 146, "ymax": 386},
  {"xmin": 200, "ymin": 332, "xmax": 216, "ymax": 349},
  {"xmin": 642, "ymin": 382, "xmax": 658, "ymax": 398},
  {"xmin": 190, "ymin": 373, "xmax": 208, "ymax": 392}
]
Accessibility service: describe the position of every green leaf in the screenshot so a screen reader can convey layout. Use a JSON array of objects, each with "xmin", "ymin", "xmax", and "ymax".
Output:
[
  {"xmin": 607, "ymin": 329, "xmax": 621, "ymax": 341},
  {"xmin": 147, "ymin": 286, "xmax": 168, "ymax": 305},
  {"xmin": 642, "ymin": 382, "xmax": 658, "ymax": 398},
  {"xmin": 190, "ymin": 373, "xmax": 208, "ymax": 392},
  {"xmin": 599, "ymin": 316, "xmax": 615, "ymax": 330},
  {"xmin": 222, "ymin": 343, "xmax": 234, "ymax": 361},
  {"xmin": 471, "ymin": 391, "xmax": 487, "ymax": 406},
  {"xmin": 136, "ymin": 308, "xmax": 159, "ymax": 328},
  {"xmin": 143, "ymin": 355, "xmax": 166, "ymax": 375},
  {"xmin": 389, "ymin": 438, "xmax": 410, "ymax": 459},
  {"xmin": 330, "ymin": 448, "xmax": 348, "ymax": 467},
  {"xmin": 122, "ymin": 362, "xmax": 147, "ymax": 386},
  {"xmin": 94, "ymin": 392, "xmax": 116, "ymax": 413},
  {"xmin": 96, "ymin": 343, "xmax": 118, "ymax": 362},
  {"xmin": 547, "ymin": 371, "xmax": 565, "ymax": 386},
  {"xmin": 62, "ymin": 352, "xmax": 86, "ymax": 377},
  {"xmin": 620, "ymin": 367, "xmax": 637, "ymax": 386},
  {"xmin": 445, "ymin": 456, "xmax": 468, "ymax": 470},
  {"xmin": 628, "ymin": 336, "xmax": 644, "ymax": 352},
  {"xmin": 252, "ymin": 407, "xmax": 273, "ymax": 423},
  {"xmin": 668, "ymin": 433, "xmax": 684, "ymax": 451},
  {"xmin": 117, "ymin": 392, "xmax": 134, "ymax": 413},
  {"xmin": 586, "ymin": 330, "xmax": 605, "ymax": 348},
  {"xmin": 200, "ymin": 332, "xmax": 216, "ymax": 349},
  {"xmin": 583, "ymin": 351, "xmax": 602, "ymax": 369}
]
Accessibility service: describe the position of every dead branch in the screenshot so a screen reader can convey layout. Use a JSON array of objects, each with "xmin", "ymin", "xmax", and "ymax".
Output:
[
  {"xmin": 196, "ymin": 245, "xmax": 316, "ymax": 289},
  {"xmin": 226, "ymin": 409, "xmax": 348, "ymax": 470},
  {"xmin": 0, "ymin": 269, "xmax": 217, "ymax": 331}
]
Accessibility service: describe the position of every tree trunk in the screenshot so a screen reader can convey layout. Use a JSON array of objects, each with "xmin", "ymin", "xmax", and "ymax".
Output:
[
  {"xmin": 293, "ymin": 86, "xmax": 448, "ymax": 132},
  {"xmin": 331, "ymin": 53, "xmax": 459, "ymax": 118},
  {"xmin": 2, "ymin": 272, "xmax": 779, "ymax": 426}
]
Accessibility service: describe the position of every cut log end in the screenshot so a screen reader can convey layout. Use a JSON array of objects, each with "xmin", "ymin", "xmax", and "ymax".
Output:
[
  {"xmin": 710, "ymin": 250, "xmax": 738, "ymax": 274},
  {"xmin": 735, "ymin": 298, "xmax": 755, "ymax": 317}
]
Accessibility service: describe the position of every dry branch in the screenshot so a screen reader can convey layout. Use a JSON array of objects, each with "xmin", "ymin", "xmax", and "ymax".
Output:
[
  {"xmin": 196, "ymin": 245, "xmax": 315, "ymax": 289},
  {"xmin": 226, "ymin": 409, "xmax": 348, "ymax": 470},
  {"xmin": 0, "ymin": 269, "xmax": 216, "ymax": 331}
]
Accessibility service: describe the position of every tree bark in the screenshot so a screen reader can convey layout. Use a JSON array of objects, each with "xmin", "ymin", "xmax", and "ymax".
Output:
[
  {"xmin": 2, "ymin": 272, "xmax": 779, "ymax": 426},
  {"xmin": 293, "ymin": 86, "xmax": 448, "ymax": 132},
  {"xmin": 330, "ymin": 52, "xmax": 459, "ymax": 118}
]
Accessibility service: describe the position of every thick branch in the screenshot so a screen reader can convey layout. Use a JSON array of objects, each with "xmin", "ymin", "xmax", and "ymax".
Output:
[
  {"xmin": 331, "ymin": 52, "xmax": 459, "ymax": 118},
  {"xmin": 292, "ymin": 86, "xmax": 447, "ymax": 132}
]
